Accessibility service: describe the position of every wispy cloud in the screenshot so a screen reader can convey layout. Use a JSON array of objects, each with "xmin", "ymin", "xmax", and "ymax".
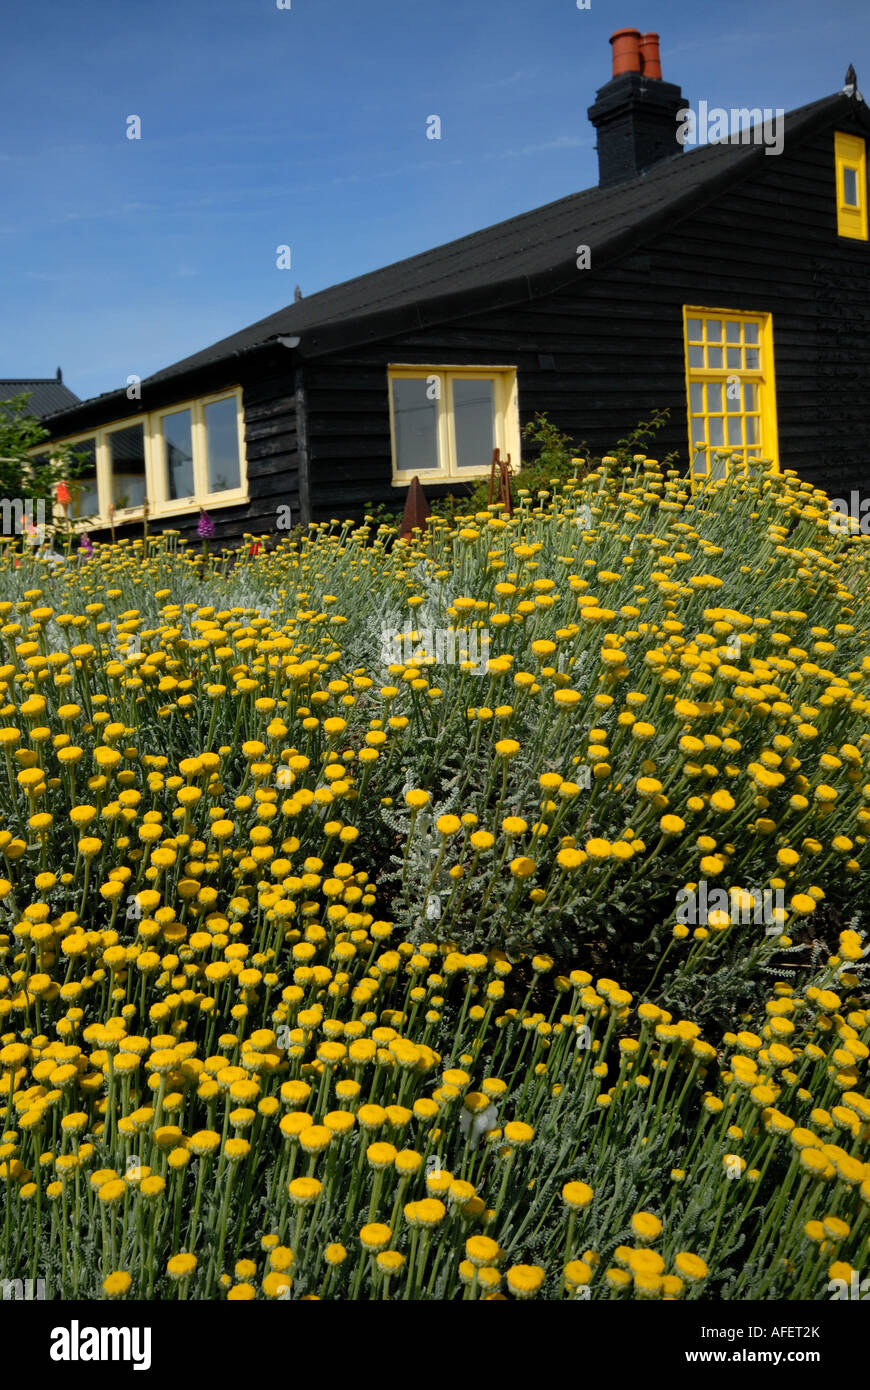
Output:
[
  {"xmin": 54, "ymin": 201, "xmax": 157, "ymax": 225},
  {"xmin": 490, "ymin": 134, "xmax": 590, "ymax": 160},
  {"xmin": 480, "ymin": 67, "xmax": 541, "ymax": 91}
]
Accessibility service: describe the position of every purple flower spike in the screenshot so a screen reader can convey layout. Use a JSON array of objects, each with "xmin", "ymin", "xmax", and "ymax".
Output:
[{"xmin": 197, "ymin": 509, "xmax": 215, "ymax": 539}]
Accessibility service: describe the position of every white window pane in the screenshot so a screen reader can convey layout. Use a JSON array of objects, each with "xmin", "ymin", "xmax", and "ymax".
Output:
[
  {"xmin": 204, "ymin": 398, "xmax": 241, "ymax": 494},
  {"xmin": 743, "ymin": 383, "xmax": 757, "ymax": 411},
  {"xmin": 69, "ymin": 439, "xmax": 99, "ymax": 518},
  {"xmin": 692, "ymin": 449, "xmax": 708, "ymax": 475},
  {"xmin": 744, "ymin": 323, "xmax": 759, "ymax": 344},
  {"xmin": 706, "ymin": 319, "xmax": 723, "ymax": 342},
  {"xmin": 746, "ymin": 416, "xmax": 760, "ymax": 444},
  {"xmin": 687, "ymin": 318, "xmax": 703, "ymax": 340},
  {"xmin": 843, "ymin": 167, "xmax": 859, "ymax": 207},
  {"xmin": 706, "ymin": 382, "xmax": 722, "ymax": 413},
  {"xmin": 453, "ymin": 379, "xmax": 495, "ymax": 469},
  {"xmin": 162, "ymin": 409, "xmax": 195, "ymax": 501},
  {"xmin": 725, "ymin": 321, "xmax": 741, "ymax": 344},
  {"xmin": 707, "ymin": 346, "xmax": 723, "ymax": 368},
  {"xmin": 689, "ymin": 383, "xmax": 704, "ymax": 412},
  {"xmin": 745, "ymin": 348, "xmax": 760, "ymax": 369},
  {"xmin": 108, "ymin": 425, "xmax": 147, "ymax": 510},
  {"xmin": 709, "ymin": 416, "xmax": 724, "ymax": 446},
  {"xmin": 727, "ymin": 416, "xmax": 743, "ymax": 445},
  {"xmin": 726, "ymin": 347, "xmax": 742, "ymax": 369},
  {"xmin": 392, "ymin": 378, "xmax": 440, "ymax": 472},
  {"xmin": 688, "ymin": 345, "xmax": 704, "ymax": 368}
]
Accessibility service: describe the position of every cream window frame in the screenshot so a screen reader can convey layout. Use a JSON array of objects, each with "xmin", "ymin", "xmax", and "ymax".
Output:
[
  {"xmin": 36, "ymin": 387, "xmax": 248, "ymax": 529},
  {"xmin": 388, "ymin": 366, "xmax": 520, "ymax": 485},
  {"xmin": 150, "ymin": 390, "xmax": 248, "ymax": 518},
  {"xmin": 103, "ymin": 419, "xmax": 150, "ymax": 524},
  {"xmin": 44, "ymin": 429, "xmax": 102, "ymax": 528}
]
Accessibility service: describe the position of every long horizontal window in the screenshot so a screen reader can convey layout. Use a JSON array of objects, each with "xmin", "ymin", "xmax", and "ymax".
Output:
[
  {"xmin": 41, "ymin": 388, "xmax": 247, "ymax": 527},
  {"xmin": 388, "ymin": 367, "xmax": 520, "ymax": 484}
]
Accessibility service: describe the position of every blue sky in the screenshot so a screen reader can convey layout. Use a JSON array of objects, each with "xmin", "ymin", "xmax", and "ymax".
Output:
[{"xmin": 2, "ymin": 0, "xmax": 867, "ymax": 403}]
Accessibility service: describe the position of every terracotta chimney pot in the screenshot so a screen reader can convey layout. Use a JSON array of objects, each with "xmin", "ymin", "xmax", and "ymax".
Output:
[
  {"xmin": 610, "ymin": 28, "xmax": 642, "ymax": 77},
  {"xmin": 639, "ymin": 32, "xmax": 663, "ymax": 79}
]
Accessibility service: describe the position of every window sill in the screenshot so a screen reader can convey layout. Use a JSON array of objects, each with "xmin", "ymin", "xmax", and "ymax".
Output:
[
  {"xmin": 152, "ymin": 490, "xmax": 249, "ymax": 517},
  {"xmin": 391, "ymin": 469, "xmax": 504, "ymax": 487},
  {"xmin": 63, "ymin": 491, "xmax": 250, "ymax": 530}
]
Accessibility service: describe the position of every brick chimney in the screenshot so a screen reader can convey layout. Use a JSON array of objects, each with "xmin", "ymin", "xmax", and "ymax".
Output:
[{"xmin": 587, "ymin": 29, "xmax": 687, "ymax": 188}]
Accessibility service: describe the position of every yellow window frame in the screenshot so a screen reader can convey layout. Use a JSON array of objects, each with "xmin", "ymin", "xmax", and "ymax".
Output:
[
  {"xmin": 34, "ymin": 387, "xmax": 248, "ymax": 529},
  {"xmin": 682, "ymin": 307, "xmax": 779, "ymax": 483},
  {"xmin": 388, "ymin": 366, "xmax": 520, "ymax": 485},
  {"xmin": 834, "ymin": 131, "xmax": 868, "ymax": 241}
]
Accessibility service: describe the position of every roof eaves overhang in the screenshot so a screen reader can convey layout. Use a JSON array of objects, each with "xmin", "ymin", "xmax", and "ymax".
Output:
[{"xmin": 40, "ymin": 337, "xmax": 292, "ymax": 440}]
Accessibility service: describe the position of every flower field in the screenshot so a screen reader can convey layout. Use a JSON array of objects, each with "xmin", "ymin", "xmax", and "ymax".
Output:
[{"xmin": 0, "ymin": 456, "xmax": 868, "ymax": 1302}]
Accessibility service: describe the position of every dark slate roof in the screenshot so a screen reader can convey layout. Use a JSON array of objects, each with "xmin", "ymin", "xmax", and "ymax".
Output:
[
  {"xmin": 42, "ymin": 88, "xmax": 868, "ymax": 435},
  {"xmin": 1, "ymin": 378, "xmax": 80, "ymax": 418}
]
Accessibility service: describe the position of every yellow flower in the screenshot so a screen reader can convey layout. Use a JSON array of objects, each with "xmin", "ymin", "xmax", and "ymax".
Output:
[
  {"xmin": 435, "ymin": 814, "xmax": 461, "ymax": 836},
  {"xmin": 359, "ymin": 1223, "xmax": 392, "ymax": 1252},
  {"xmin": 660, "ymin": 814, "xmax": 685, "ymax": 835},
  {"xmin": 97, "ymin": 1180, "xmax": 127, "ymax": 1206},
  {"xmin": 564, "ymin": 1259, "xmax": 593, "ymax": 1288},
  {"xmin": 509, "ymin": 856, "xmax": 536, "ymax": 879},
  {"xmin": 503, "ymin": 1121, "xmax": 534, "ymax": 1146},
  {"xmin": 562, "ymin": 1181, "xmax": 594, "ymax": 1210},
  {"xmin": 188, "ymin": 1130, "xmax": 221, "ymax": 1157},
  {"xmin": 506, "ymin": 1264, "xmax": 545, "ymax": 1298},
  {"xmin": 465, "ymin": 1235, "xmax": 501, "ymax": 1267},
  {"xmin": 404, "ymin": 789, "xmax": 430, "ymax": 809},
  {"xmin": 298, "ymin": 1126, "xmax": 331, "ymax": 1155},
  {"xmin": 631, "ymin": 1211, "xmax": 663, "ymax": 1243},
  {"xmin": 288, "ymin": 1177, "xmax": 322, "ymax": 1204},
  {"xmin": 262, "ymin": 1271, "xmax": 293, "ymax": 1298},
  {"xmin": 674, "ymin": 1251, "xmax": 708, "ymax": 1282},
  {"xmin": 102, "ymin": 1271, "xmax": 132, "ymax": 1298},
  {"xmin": 501, "ymin": 816, "xmax": 527, "ymax": 837}
]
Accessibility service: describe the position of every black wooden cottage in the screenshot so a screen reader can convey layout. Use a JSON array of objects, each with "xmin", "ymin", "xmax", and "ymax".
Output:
[{"xmin": 37, "ymin": 30, "xmax": 870, "ymax": 545}]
